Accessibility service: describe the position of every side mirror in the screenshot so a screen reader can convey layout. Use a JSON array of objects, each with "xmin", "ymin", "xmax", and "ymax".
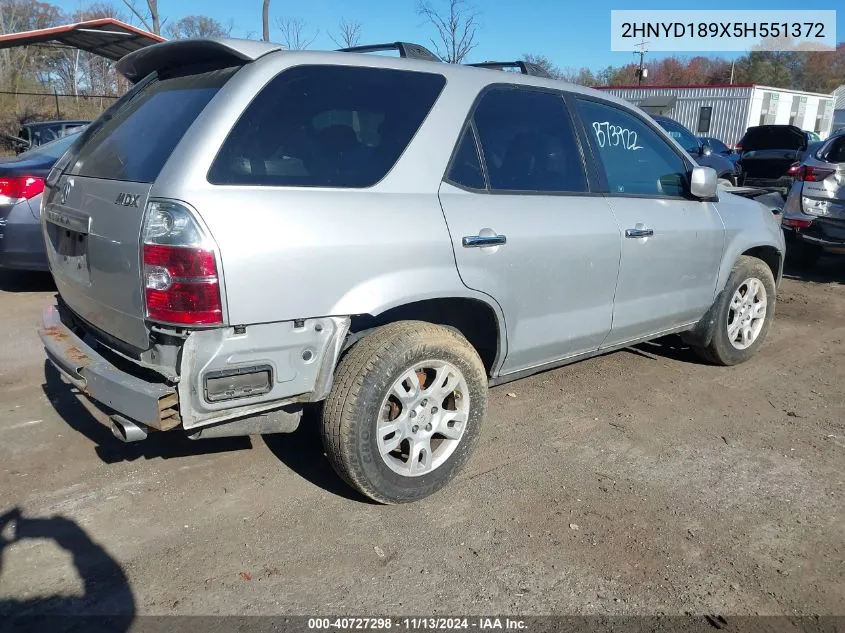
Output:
[
  {"xmin": 700, "ymin": 142, "xmax": 713, "ymax": 157},
  {"xmin": 690, "ymin": 166, "xmax": 718, "ymax": 199}
]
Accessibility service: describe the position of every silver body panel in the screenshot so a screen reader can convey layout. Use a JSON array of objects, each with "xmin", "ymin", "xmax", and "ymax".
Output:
[{"xmin": 41, "ymin": 41, "xmax": 786, "ymax": 433}]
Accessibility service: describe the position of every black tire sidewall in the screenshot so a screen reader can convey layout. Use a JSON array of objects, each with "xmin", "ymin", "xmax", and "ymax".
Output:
[{"xmin": 346, "ymin": 334, "xmax": 487, "ymax": 503}]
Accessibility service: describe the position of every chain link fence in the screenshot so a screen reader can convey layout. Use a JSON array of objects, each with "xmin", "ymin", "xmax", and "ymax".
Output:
[{"xmin": 0, "ymin": 90, "xmax": 119, "ymax": 155}]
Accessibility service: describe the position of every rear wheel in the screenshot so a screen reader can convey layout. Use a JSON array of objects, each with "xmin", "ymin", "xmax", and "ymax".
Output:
[
  {"xmin": 321, "ymin": 321, "xmax": 487, "ymax": 504},
  {"xmin": 693, "ymin": 255, "xmax": 776, "ymax": 366}
]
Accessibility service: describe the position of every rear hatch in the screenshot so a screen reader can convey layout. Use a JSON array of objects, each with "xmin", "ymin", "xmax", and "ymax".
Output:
[
  {"xmin": 739, "ymin": 125, "xmax": 807, "ymax": 181},
  {"xmin": 800, "ymin": 138, "xmax": 845, "ymax": 225},
  {"xmin": 43, "ymin": 64, "xmax": 237, "ymax": 350}
]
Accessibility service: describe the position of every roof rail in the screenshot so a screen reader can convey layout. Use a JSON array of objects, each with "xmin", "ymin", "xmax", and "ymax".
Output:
[
  {"xmin": 468, "ymin": 61, "xmax": 553, "ymax": 79},
  {"xmin": 337, "ymin": 42, "xmax": 441, "ymax": 62}
]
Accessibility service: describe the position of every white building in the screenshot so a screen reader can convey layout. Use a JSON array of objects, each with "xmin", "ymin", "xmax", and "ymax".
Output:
[
  {"xmin": 596, "ymin": 84, "xmax": 835, "ymax": 146},
  {"xmin": 833, "ymin": 85, "xmax": 845, "ymax": 132}
]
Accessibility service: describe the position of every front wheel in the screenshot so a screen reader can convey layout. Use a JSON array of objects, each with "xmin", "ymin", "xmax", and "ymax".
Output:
[
  {"xmin": 321, "ymin": 321, "xmax": 488, "ymax": 504},
  {"xmin": 693, "ymin": 255, "xmax": 776, "ymax": 366}
]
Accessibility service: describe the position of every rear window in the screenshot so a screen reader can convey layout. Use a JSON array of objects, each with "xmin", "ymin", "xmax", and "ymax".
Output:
[
  {"xmin": 208, "ymin": 65, "xmax": 447, "ymax": 188},
  {"xmin": 70, "ymin": 67, "xmax": 237, "ymax": 183}
]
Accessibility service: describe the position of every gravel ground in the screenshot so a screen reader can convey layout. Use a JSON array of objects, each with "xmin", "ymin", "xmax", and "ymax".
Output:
[{"xmin": 0, "ymin": 261, "xmax": 843, "ymax": 620}]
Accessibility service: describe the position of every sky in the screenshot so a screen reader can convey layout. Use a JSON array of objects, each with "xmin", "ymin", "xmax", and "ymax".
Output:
[{"xmin": 53, "ymin": 0, "xmax": 845, "ymax": 71}]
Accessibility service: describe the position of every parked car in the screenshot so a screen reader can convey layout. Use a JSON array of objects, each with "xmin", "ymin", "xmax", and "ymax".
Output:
[
  {"xmin": 737, "ymin": 125, "xmax": 811, "ymax": 189},
  {"xmin": 39, "ymin": 39, "xmax": 785, "ymax": 504},
  {"xmin": 0, "ymin": 130, "xmax": 83, "ymax": 271},
  {"xmin": 650, "ymin": 115, "xmax": 739, "ymax": 186},
  {"xmin": 781, "ymin": 132, "xmax": 845, "ymax": 265},
  {"xmin": 8, "ymin": 120, "xmax": 89, "ymax": 154},
  {"xmin": 698, "ymin": 136, "xmax": 740, "ymax": 165}
]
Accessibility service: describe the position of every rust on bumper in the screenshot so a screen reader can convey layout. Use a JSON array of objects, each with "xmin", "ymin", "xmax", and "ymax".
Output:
[{"xmin": 39, "ymin": 305, "xmax": 181, "ymax": 431}]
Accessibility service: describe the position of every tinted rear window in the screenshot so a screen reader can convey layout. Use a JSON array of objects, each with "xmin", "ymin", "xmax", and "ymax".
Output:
[
  {"xmin": 208, "ymin": 65, "xmax": 447, "ymax": 188},
  {"xmin": 70, "ymin": 67, "xmax": 237, "ymax": 183}
]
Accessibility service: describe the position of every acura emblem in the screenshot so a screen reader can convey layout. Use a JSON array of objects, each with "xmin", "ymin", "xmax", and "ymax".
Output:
[{"xmin": 59, "ymin": 178, "xmax": 73, "ymax": 205}]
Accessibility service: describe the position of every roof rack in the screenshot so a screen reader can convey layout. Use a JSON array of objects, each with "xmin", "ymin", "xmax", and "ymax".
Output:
[
  {"xmin": 468, "ymin": 61, "xmax": 553, "ymax": 79},
  {"xmin": 337, "ymin": 42, "xmax": 441, "ymax": 62}
]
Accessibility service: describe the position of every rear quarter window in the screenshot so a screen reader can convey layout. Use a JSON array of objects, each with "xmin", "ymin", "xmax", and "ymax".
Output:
[{"xmin": 208, "ymin": 65, "xmax": 447, "ymax": 188}]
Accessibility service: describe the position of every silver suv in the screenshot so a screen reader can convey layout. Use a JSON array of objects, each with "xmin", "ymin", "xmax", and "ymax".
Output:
[{"xmin": 39, "ymin": 39, "xmax": 785, "ymax": 503}]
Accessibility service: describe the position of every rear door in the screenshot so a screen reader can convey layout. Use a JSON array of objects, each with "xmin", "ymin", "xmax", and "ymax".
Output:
[
  {"xmin": 43, "ymin": 66, "xmax": 237, "ymax": 349},
  {"xmin": 574, "ymin": 96, "xmax": 725, "ymax": 346},
  {"xmin": 438, "ymin": 86, "xmax": 621, "ymax": 375}
]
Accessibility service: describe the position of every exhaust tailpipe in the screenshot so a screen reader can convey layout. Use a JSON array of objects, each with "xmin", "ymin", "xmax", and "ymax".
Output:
[{"xmin": 110, "ymin": 415, "xmax": 148, "ymax": 442}]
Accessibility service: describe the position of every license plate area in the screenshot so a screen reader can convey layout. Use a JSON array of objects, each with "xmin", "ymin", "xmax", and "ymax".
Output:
[{"xmin": 48, "ymin": 224, "xmax": 90, "ymax": 284}]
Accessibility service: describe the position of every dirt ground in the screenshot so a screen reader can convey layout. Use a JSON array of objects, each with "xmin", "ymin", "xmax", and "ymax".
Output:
[{"xmin": 0, "ymin": 259, "xmax": 843, "ymax": 621}]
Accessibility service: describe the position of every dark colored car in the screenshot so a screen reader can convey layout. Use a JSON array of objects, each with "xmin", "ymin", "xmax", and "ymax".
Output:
[
  {"xmin": 781, "ymin": 132, "xmax": 845, "ymax": 265},
  {"xmin": 651, "ymin": 115, "xmax": 739, "ymax": 186},
  {"xmin": 10, "ymin": 120, "xmax": 89, "ymax": 154},
  {"xmin": 699, "ymin": 136, "xmax": 739, "ymax": 165},
  {"xmin": 0, "ymin": 130, "xmax": 82, "ymax": 271},
  {"xmin": 737, "ymin": 125, "xmax": 811, "ymax": 190}
]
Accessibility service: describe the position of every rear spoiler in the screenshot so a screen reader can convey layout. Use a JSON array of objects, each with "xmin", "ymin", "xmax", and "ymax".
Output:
[{"xmin": 116, "ymin": 38, "xmax": 282, "ymax": 83}]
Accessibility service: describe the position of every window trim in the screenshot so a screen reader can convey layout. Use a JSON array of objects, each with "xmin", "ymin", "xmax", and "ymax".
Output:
[
  {"xmin": 441, "ymin": 82, "xmax": 600, "ymax": 197},
  {"xmin": 443, "ymin": 120, "xmax": 489, "ymax": 193},
  {"xmin": 206, "ymin": 64, "xmax": 448, "ymax": 190},
  {"xmin": 572, "ymin": 94, "xmax": 699, "ymax": 202}
]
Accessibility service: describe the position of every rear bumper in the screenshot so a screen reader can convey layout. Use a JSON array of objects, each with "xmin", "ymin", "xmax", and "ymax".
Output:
[
  {"xmin": 40, "ymin": 303, "xmax": 353, "ymax": 433},
  {"xmin": 782, "ymin": 216, "xmax": 845, "ymax": 253},
  {"xmin": 39, "ymin": 304, "xmax": 180, "ymax": 429}
]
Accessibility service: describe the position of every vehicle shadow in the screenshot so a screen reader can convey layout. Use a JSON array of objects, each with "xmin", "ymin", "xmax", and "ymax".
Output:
[
  {"xmin": 0, "ymin": 507, "xmax": 135, "ymax": 632},
  {"xmin": 262, "ymin": 405, "xmax": 374, "ymax": 504},
  {"xmin": 41, "ymin": 361, "xmax": 251, "ymax": 464},
  {"xmin": 629, "ymin": 334, "xmax": 703, "ymax": 364},
  {"xmin": 782, "ymin": 253, "xmax": 845, "ymax": 285},
  {"xmin": 0, "ymin": 270, "xmax": 55, "ymax": 293}
]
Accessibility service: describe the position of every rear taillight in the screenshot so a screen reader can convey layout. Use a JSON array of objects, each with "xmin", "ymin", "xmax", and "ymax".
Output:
[
  {"xmin": 142, "ymin": 201, "xmax": 222, "ymax": 326},
  {"xmin": 782, "ymin": 217, "xmax": 813, "ymax": 228},
  {"xmin": 787, "ymin": 162, "xmax": 801, "ymax": 176},
  {"xmin": 0, "ymin": 176, "xmax": 45, "ymax": 203},
  {"xmin": 795, "ymin": 165, "xmax": 835, "ymax": 182}
]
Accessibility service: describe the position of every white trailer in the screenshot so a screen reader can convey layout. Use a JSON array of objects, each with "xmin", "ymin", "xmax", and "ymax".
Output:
[{"xmin": 597, "ymin": 84, "xmax": 835, "ymax": 147}]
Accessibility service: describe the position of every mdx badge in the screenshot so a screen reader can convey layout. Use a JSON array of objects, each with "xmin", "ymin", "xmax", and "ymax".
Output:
[{"xmin": 115, "ymin": 193, "xmax": 141, "ymax": 207}]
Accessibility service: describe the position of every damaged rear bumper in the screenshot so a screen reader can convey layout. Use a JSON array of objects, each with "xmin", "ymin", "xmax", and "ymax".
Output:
[
  {"xmin": 39, "ymin": 304, "xmax": 180, "ymax": 430},
  {"xmin": 40, "ymin": 304, "xmax": 351, "ymax": 436}
]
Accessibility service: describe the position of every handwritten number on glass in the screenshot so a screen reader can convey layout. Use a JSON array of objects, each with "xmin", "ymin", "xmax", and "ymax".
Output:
[{"xmin": 592, "ymin": 121, "xmax": 643, "ymax": 151}]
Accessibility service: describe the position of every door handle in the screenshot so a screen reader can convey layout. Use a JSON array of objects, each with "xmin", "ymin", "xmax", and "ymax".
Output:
[
  {"xmin": 625, "ymin": 227, "xmax": 654, "ymax": 238},
  {"xmin": 462, "ymin": 234, "xmax": 507, "ymax": 248}
]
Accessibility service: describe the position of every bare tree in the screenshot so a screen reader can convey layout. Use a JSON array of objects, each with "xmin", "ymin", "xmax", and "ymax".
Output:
[
  {"xmin": 521, "ymin": 54, "xmax": 562, "ymax": 79},
  {"xmin": 417, "ymin": 0, "xmax": 479, "ymax": 63},
  {"xmin": 275, "ymin": 17, "xmax": 318, "ymax": 50},
  {"xmin": 262, "ymin": 0, "xmax": 271, "ymax": 42},
  {"xmin": 165, "ymin": 15, "xmax": 231, "ymax": 40},
  {"xmin": 121, "ymin": 0, "xmax": 161, "ymax": 34},
  {"xmin": 329, "ymin": 18, "xmax": 362, "ymax": 49}
]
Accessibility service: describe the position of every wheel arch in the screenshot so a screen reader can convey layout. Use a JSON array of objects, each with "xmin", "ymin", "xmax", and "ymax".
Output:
[{"xmin": 348, "ymin": 297, "xmax": 506, "ymax": 377}]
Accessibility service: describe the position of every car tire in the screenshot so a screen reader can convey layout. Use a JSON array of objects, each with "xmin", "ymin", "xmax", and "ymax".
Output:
[
  {"xmin": 693, "ymin": 255, "xmax": 776, "ymax": 366},
  {"xmin": 321, "ymin": 320, "xmax": 487, "ymax": 504}
]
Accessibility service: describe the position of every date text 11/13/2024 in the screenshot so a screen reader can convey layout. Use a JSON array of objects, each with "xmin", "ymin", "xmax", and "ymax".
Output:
[{"xmin": 307, "ymin": 617, "xmax": 528, "ymax": 630}]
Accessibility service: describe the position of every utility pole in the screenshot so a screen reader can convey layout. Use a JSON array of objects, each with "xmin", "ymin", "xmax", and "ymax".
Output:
[{"xmin": 634, "ymin": 39, "xmax": 648, "ymax": 86}]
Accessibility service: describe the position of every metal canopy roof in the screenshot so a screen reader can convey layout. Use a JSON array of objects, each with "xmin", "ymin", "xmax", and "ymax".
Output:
[{"xmin": 0, "ymin": 18, "xmax": 165, "ymax": 61}]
